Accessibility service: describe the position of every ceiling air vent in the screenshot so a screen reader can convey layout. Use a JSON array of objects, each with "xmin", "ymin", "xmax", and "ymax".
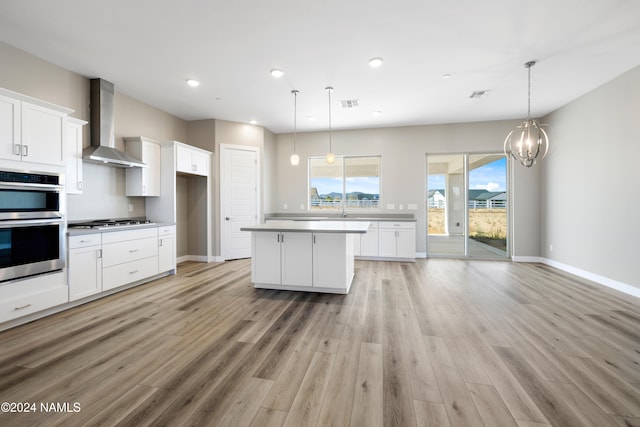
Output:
[
  {"xmin": 469, "ymin": 90, "xmax": 490, "ymax": 99},
  {"xmin": 340, "ymin": 99, "xmax": 360, "ymax": 109}
]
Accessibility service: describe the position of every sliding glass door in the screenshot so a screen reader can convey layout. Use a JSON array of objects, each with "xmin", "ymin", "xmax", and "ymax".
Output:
[{"xmin": 427, "ymin": 153, "xmax": 508, "ymax": 259}]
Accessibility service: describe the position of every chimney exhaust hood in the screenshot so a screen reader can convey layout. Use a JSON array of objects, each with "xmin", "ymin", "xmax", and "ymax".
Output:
[{"xmin": 83, "ymin": 78, "xmax": 147, "ymax": 168}]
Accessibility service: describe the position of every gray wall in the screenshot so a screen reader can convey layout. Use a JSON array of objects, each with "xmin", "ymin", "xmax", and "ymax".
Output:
[
  {"xmin": 542, "ymin": 65, "xmax": 640, "ymax": 289},
  {"xmin": 0, "ymin": 41, "xmax": 188, "ymax": 221},
  {"xmin": 272, "ymin": 121, "xmax": 542, "ymax": 257}
]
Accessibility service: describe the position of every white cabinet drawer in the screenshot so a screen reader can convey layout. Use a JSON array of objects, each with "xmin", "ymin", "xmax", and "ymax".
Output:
[
  {"xmin": 158, "ymin": 225, "xmax": 176, "ymax": 236},
  {"xmin": 379, "ymin": 221, "xmax": 415, "ymax": 229},
  {"xmin": 0, "ymin": 272, "xmax": 68, "ymax": 323},
  {"xmin": 103, "ymin": 257, "xmax": 159, "ymax": 291},
  {"xmin": 102, "ymin": 227, "xmax": 157, "ymax": 244},
  {"xmin": 69, "ymin": 233, "xmax": 102, "ymax": 249},
  {"xmin": 102, "ymin": 237, "xmax": 158, "ymax": 267}
]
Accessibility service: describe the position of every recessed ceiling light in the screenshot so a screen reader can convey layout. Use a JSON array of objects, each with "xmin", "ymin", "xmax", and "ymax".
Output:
[
  {"xmin": 442, "ymin": 73, "xmax": 452, "ymax": 79},
  {"xmin": 270, "ymin": 69, "xmax": 284, "ymax": 78},
  {"xmin": 372, "ymin": 110, "xmax": 382, "ymax": 116},
  {"xmin": 249, "ymin": 120, "xmax": 258, "ymax": 125},
  {"xmin": 186, "ymin": 79, "xmax": 200, "ymax": 87},
  {"xmin": 368, "ymin": 57, "xmax": 383, "ymax": 68},
  {"xmin": 307, "ymin": 115, "xmax": 316, "ymax": 121}
]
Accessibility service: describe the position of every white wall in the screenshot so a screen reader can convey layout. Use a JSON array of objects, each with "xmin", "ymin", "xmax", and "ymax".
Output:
[
  {"xmin": 542, "ymin": 65, "xmax": 640, "ymax": 289},
  {"xmin": 273, "ymin": 121, "xmax": 542, "ymax": 256}
]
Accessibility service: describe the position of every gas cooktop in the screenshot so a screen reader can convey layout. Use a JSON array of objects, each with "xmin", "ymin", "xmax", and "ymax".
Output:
[{"xmin": 69, "ymin": 219, "xmax": 155, "ymax": 230}]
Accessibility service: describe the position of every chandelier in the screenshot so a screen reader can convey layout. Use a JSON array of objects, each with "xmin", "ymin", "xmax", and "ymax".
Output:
[{"xmin": 504, "ymin": 61, "xmax": 550, "ymax": 168}]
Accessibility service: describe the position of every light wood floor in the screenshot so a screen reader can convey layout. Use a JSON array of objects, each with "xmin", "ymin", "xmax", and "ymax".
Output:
[{"xmin": 0, "ymin": 259, "xmax": 639, "ymax": 427}]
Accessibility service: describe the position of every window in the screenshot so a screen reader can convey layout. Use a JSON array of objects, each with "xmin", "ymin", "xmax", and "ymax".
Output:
[{"xmin": 309, "ymin": 156, "xmax": 380, "ymax": 211}]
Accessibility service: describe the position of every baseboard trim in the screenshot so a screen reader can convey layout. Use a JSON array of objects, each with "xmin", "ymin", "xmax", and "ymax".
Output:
[{"xmin": 513, "ymin": 256, "xmax": 639, "ymax": 298}]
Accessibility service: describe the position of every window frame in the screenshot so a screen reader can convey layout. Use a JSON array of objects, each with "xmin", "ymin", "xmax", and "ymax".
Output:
[{"xmin": 308, "ymin": 155, "xmax": 381, "ymax": 212}]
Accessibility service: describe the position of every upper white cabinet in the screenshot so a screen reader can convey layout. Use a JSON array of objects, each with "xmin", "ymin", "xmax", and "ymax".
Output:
[
  {"xmin": 124, "ymin": 136, "xmax": 161, "ymax": 197},
  {"xmin": 176, "ymin": 143, "xmax": 209, "ymax": 176},
  {"xmin": 0, "ymin": 93, "xmax": 21, "ymax": 161},
  {"xmin": 65, "ymin": 117, "xmax": 87, "ymax": 194},
  {"xmin": 0, "ymin": 88, "xmax": 73, "ymax": 167}
]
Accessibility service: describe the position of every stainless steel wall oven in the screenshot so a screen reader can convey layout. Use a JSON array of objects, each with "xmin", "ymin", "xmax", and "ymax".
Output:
[{"xmin": 0, "ymin": 170, "xmax": 65, "ymax": 283}]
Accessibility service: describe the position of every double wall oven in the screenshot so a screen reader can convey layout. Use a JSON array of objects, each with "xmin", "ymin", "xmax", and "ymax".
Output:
[{"xmin": 0, "ymin": 170, "xmax": 65, "ymax": 283}]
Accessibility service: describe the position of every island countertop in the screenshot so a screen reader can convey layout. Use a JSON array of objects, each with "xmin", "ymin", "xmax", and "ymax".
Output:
[{"xmin": 241, "ymin": 220, "xmax": 370, "ymax": 234}]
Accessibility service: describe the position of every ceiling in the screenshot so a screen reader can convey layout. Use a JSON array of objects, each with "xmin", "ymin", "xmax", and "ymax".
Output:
[{"xmin": 1, "ymin": 0, "xmax": 639, "ymax": 134}]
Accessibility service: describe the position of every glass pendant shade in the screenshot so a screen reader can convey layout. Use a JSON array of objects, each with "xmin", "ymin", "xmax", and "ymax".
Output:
[
  {"xmin": 325, "ymin": 86, "xmax": 334, "ymax": 164},
  {"xmin": 504, "ymin": 119, "xmax": 549, "ymax": 168},
  {"xmin": 325, "ymin": 152, "xmax": 335, "ymax": 164},
  {"xmin": 504, "ymin": 60, "xmax": 550, "ymax": 168},
  {"xmin": 290, "ymin": 89, "xmax": 299, "ymax": 166}
]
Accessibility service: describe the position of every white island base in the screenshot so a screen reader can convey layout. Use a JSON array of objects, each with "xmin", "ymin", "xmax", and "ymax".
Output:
[{"xmin": 241, "ymin": 221, "xmax": 369, "ymax": 294}]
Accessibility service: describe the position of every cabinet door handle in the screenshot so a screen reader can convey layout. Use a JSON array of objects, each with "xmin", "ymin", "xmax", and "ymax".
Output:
[
  {"xmin": 280, "ymin": 234, "xmax": 284, "ymax": 243},
  {"xmin": 313, "ymin": 235, "xmax": 316, "ymax": 244},
  {"xmin": 14, "ymin": 303, "xmax": 32, "ymax": 311},
  {"xmin": 14, "ymin": 144, "xmax": 21, "ymax": 156},
  {"xmin": 159, "ymin": 239, "xmax": 163, "ymax": 247},
  {"xmin": 97, "ymin": 249, "xmax": 102, "ymax": 258},
  {"xmin": 22, "ymin": 145, "xmax": 28, "ymax": 157},
  {"xmin": 129, "ymin": 270, "xmax": 138, "ymax": 275},
  {"xmin": 129, "ymin": 249, "xmax": 138, "ymax": 253},
  {"xmin": 78, "ymin": 181, "xmax": 83, "ymax": 190}
]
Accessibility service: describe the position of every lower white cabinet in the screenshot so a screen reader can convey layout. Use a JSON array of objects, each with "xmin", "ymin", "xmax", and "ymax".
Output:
[
  {"xmin": 252, "ymin": 232, "xmax": 313, "ymax": 287},
  {"xmin": 158, "ymin": 225, "xmax": 176, "ymax": 273},
  {"xmin": 0, "ymin": 271, "xmax": 68, "ymax": 323},
  {"xmin": 378, "ymin": 222, "xmax": 416, "ymax": 259},
  {"xmin": 101, "ymin": 228, "xmax": 159, "ymax": 291},
  {"xmin": 360, "ymin": 221, "xmax": 379, "ymax": 257},
  {"xmin": 313, "ymin": 233, "xmax": 353, "ymax": 290},
  {"xmin": 251, "ymin": 231, "xmax": 354, "ymax": 292},
  {"xmin": 68, "ymin": 233, "xmax": 102, "ymax": 301}
]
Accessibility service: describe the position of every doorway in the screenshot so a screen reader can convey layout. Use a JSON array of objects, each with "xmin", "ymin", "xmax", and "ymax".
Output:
[
  {"xmin": 426, "ymin": 153, "xmax": 508, "ymax": 258},
  {"xmin": 220, "ymin": 144, "xmax": 260, "ymax": 260}
]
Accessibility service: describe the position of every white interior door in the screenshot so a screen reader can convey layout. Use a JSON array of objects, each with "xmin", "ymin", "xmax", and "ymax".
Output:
[{"xmin": 221, "ymin": 145, "xmax": 259, "ymax": 260}]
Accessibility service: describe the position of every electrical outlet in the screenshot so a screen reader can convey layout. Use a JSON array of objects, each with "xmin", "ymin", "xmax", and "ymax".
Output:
[
  {"xmin": 399, "ymin": 204, "xmax": 404, "ymax": 210},
  {"xmin": 283, "ymin": 204, "xmax": 288, "ymax": 210},
  {"xmin": 407, "ymin": 204, "xmax": 418, "ymax": 210},
  {"xmin": 386, "ymin": 203, "xmax": 395, "ymax": 210},
  {"xmin": 549, "ymin": 244, "xmax": 553, "ymax": 252},
  {"xmin": 128, "ymin": 204, "xmax": 134, "ymax": 212},
  {"xmin": 300, "ymin": 204, "xmax": 305, "ymax": 210}
]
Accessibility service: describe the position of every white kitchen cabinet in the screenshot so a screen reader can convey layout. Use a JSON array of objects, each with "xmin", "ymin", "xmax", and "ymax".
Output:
[
  {"xmin": 252, "ymin": 231, "xmax": 312, "ymax": 287},
  {"xmin": 68, "ymin": 233, "xmax": 102, "ymax": 301},
  {"xmin": 0, "ymin": 87, "xmax": 72, "ymax": 167},
  {"xmin": 65, "ymin": 117, "xmax": 87, "ymax": 194},
  {"xmin": 0, "ymin": 93, "xmax": 21, "ymax": 162},
  {"xmin": 378, "ymin": 222, "xmax": 416, "ymax": 259},
  {"xmin": 176, "ymin": 143, "xmax": 209, "ymax": 176},
  {"xmin": 0, "ymin": 271, "xmax": 67, "ymax": 324},
  {"xmin": 20, "ymin": 102, "xmax": 66, "ymax": 165},
  {"xmin": 359, "ymin": 221, "xmax": 379, "ymax": 257},
  {"xmin": 252, "ymin": 232, "xmax": 281, "ymax": 285},
  {"xmin": 125, "ymin": 136, "xmax": 161, "ymax": 197},
  {"xmin": 158, "ymin": 225, "xmax": 176, "ymax": 273},
  {"xmin": 281, "ymin": 232, "xmax": 313, "ymax": 287},
  {"xmin": 313, "ymin": 233, "xmax": 353, "ymax": 290},
  {"xmin": 102, "ymin": 228, "xmax": 159, "ymax": 291}
]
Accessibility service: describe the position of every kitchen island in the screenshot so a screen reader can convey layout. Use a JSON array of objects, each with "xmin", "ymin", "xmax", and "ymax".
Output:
[{"xmin": 240, "ymin": 221, "xmax": 369, "ymax": 294}]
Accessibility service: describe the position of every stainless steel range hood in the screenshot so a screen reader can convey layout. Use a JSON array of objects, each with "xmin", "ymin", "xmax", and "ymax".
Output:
[{"xmin": 83, "ymin": 78, "xmax": 147, "ymax": 168}]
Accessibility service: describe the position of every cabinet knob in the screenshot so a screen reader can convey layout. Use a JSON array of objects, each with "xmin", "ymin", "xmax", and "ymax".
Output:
[{"xmin": 22, "ymin": 145, "xmax": 29, "ymax": 157}]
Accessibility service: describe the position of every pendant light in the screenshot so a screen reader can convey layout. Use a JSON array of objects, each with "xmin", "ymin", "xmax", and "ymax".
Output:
[
  {"xmin": 504, "ymin": 60, "xmax": 550, "ymax": 168},
  {"xmin": 325, "ymin": 86, "xmax": 335, "ymax": 164},
  {"xmin": 290, "ymin": 90, "xmax": 300, "ymax": 166}
]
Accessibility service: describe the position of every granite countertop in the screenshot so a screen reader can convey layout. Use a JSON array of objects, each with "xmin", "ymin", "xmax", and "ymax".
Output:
[
  {"xmin": 241, "ymin": 220, "xmax": 370, "ymax": 233},
  {"xmin": 265, "ymin": 213, "xmax": 416, "ymax": 222},
  {"xmin": 67, "ymin": 222, "xmax": 175, "ymax": 236}
]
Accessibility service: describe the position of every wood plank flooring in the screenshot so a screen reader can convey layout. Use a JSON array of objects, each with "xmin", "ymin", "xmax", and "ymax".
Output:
[{"xmin": 0, "ymin": 259, "xmax": 639, "ymax": 427}]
